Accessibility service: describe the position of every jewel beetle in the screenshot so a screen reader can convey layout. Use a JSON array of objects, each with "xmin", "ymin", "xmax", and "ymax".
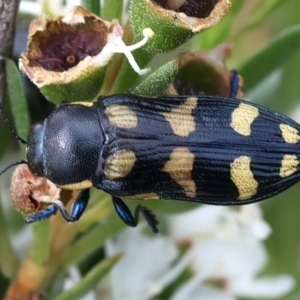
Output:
[{"xmin": 1, "ymin": 84, "xmax": 300, "ymax": 233}]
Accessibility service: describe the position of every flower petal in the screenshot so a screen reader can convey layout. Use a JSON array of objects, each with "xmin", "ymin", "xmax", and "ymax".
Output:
[
  {"xmin": 233, "ymin": 275, "xmax": 295, "ymax": 298},
  {"xmin": 106, "ymin": 227, "xmax": 179, "ymax": 300}
]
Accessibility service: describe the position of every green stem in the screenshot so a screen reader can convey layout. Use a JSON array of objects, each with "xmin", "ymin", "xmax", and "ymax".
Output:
[
  {"xmin": 31, "ymin": 221, "xmax": 51, "ymax": 265},
  {"xmin": 0, "ymin": 199, "xmax": 19, "ymax": 279},
  {"xmin": 63, "ymin": 214, "xmax": 125, "ymax": 267},
  {"xmin": 54, "ymin": 254, "xmax": 123, "ymax": 300}
]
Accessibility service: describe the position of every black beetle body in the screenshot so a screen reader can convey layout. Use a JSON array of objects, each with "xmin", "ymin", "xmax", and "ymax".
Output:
[{"xmin": 6, "ymin": 93, "xmax": 300, "ymax": 232}]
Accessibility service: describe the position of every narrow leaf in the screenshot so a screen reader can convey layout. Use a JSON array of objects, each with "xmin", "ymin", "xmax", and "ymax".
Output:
[
  {"xmin": 242, "ymin": 0, "xmax": 293, "ymax": 32},
  {"xmin": 0, "ymin": 198, "xmax": 19, "ymax": 279},
  {"xmin": 239, "ymin": 24, "xmax": 300, "ymax": 92},
  {"xmin": 54, "ymin": 254, "xmax": 122, "ymax": 300},
  {"xmin": 5, "ymin": 59, "xmax": 29, "ymax": 144}
]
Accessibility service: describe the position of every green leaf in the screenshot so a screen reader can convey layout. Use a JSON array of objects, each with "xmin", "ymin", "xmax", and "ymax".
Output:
[
  {"xmin": 54, "ymin": 254, "xmax": 122, "ymax": 300},
  {"xmin": 81, "ymin": 0, "xmax": 100, "ymax": 16},
  {"xmin": 101, "ymin": 0, "xmax": 123, "ymax": 21},
  {"xmin": 134, "ymin": 61, "xmax": 178, "ymax": 96},
  {"xmin": 240, "ymin": 0, "xmax": 293, "ymax": 32},
  {"xmin": 5, "ymin": 59, "xmax": 29, "ymax": 147},
  {"xmin": 239, "ymin": 24, "xmax": 300, "ymax": 92}
]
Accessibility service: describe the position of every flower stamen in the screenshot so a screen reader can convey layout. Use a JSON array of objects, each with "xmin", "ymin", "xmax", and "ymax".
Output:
[{"xmin": 103, "ymin": 28, "xmax": 155, "ymax": 75}]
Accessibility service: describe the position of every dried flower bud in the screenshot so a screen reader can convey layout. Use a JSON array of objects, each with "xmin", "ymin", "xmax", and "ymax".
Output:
[
  {"xmin": 130, "ymin": 0, "xmax": 231, "ymax": 54},
  {"xmin": 19, "ymin": 6, "xmax": 153, "ymax": 103},
  {"xmin": 167, "ymin": 43, "xmax": 244, "ymax": 98},
  {"xmin": 10, "ymin": 164, "xmax": 61, "ymax": 216}
]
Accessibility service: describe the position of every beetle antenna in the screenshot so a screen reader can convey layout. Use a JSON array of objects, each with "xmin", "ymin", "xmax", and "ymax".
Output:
[
  {"xmin": 0, "ymin": 160, "xmax": 27, "ymax": 177},
  {"xmin": 0, "ymin": 102, "xmax": 27, "ymax": 144}
]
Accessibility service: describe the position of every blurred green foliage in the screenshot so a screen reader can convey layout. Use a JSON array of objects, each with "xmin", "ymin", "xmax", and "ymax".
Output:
[{"xmin": 1, "ymin": 0, "xmax": 300, "ymax": 299}]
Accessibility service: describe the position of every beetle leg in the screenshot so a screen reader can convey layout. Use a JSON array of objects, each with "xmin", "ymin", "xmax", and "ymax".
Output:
[
  {"xmin": 54, "ymin": 189, "xmax": 90, "ymax": 222},
  {"xmin": 112, "ymin": 197, "xmax": 159, "ymax": 233},
  {"xmin": 134, "ymin": 204, "xmax": 159, "ymax": 233},
  {"xmin": 25, "ymin": 205, "xmax": 58, "ymax": 223},
  {"xmin": 25, "ymin": 189, "xmax": 90, "ymax": 223},
  {"xmin": 229, "ymin": 70, "xmax": 239, "ymax": 98},
  {"xmin": 68, "ymin": 189, "xmax": 90, "ymax": 221}
]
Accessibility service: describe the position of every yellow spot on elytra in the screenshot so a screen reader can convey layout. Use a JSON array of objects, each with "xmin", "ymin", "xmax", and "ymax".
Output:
[
  {"xmin": 279, "ymin": 155, "xmax": 299, "ymax": 178},
  {"xmin": 280, "ymin": 124, "xmax": 300, "ymax": 144},
  {"xmin": 59, "ymin": 180, "xmax": 92, "ymax": 190},
  {"xmin": 230, "ymin": 103, "xmax": 259, "ymax": 136},
  {"xmin": 104, "ymin": 149, "xmax": 136, "ymax": 180},
  {"xmin": 69, "ymin": 101, "xmax": 94, "ymax": 107},
  {"xmin": 162, "ymin": 147, "xmax": 196, "ymax": 198},
  {"xmin": 230, "ymin": 156, "xmax": 258, "ymax": 200},
  {"xmin": 105, "ymin": 105, "xmax": 138, "ymax": 129},
  {"xmin": 126, "ymin": 193, "xmax": 160, "ymax": 200},
  {"xmin": 160, "ymin": 97, "xmax": 197, "ymax": 137}
]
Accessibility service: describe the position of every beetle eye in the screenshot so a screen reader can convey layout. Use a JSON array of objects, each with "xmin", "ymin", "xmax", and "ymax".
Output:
[{"xmin": 26, "ymin": 122, "xmax": 45, "ymax": 177}]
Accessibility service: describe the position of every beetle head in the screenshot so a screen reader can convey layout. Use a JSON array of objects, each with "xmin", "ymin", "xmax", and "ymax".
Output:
[{"xmin": 26, "ymin": 122, "xmax": 45, "ymax": 177}]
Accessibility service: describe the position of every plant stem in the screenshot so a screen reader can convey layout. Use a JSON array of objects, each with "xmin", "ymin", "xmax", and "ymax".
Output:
[{"xmin": 0, "ymin": 0, "xmax": 19, "ymax": 103}]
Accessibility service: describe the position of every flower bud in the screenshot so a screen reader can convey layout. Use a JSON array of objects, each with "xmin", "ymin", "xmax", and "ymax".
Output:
[
  {"xmin": 19, "ymin": 6, "xmax": 152, "ymax": 103},
  {"xmin": 10, "ymin": 164, "xmax": 61, "ymax": 216},
  {"xmin": 167, "ymin": 43, "xmax": 244, "ymax": 98},
  {"xmin": 130, "ymin": 0, "xmax": 231, "ymax": 54}
]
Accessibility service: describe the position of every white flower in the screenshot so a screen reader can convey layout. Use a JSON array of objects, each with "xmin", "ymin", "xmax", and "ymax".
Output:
[
  {"xmin": 169, "ymin": 204, "xmax": 294, "ymax": 300},
  {"xmin": 169, "ymin": 204, "xmax": 271, "ymax": 242},
  {"xmin": 104, "ymin": 204, "xmax": 294, "ymax": 300},
  {"xmin": 19, "ymin": 1, "xmax": 42, "ymax": 15},
  {"xmin": 105, "ymin": 225, "xmax": 188, "ymax": 300},
  {"xmin": 19, "ymin": 0, "xmax": 81, "ymax": 16}
]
